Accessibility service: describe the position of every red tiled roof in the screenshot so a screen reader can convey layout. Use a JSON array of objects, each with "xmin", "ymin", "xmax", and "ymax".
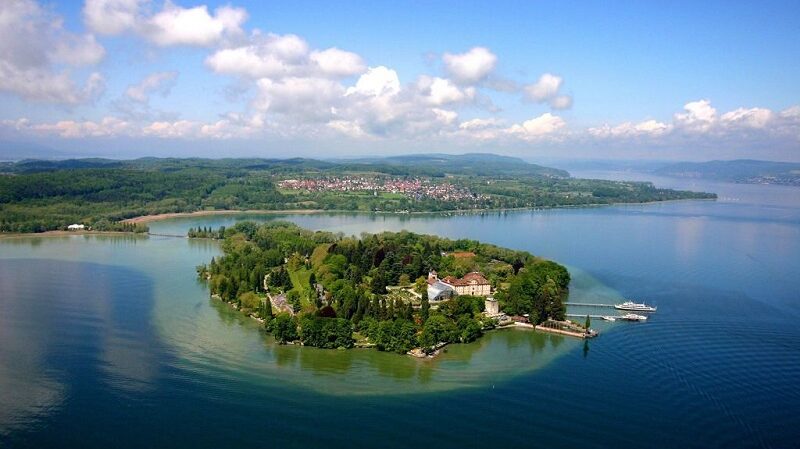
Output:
[{"xmin": 442, "ymin": 272, "xmax": 489, "ymax": 287}]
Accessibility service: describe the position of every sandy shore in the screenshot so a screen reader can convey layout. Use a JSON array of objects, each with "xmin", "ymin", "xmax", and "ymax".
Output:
[{"xmin": 121, "ymin": 209, "xmax": 326, "ymax": 224}]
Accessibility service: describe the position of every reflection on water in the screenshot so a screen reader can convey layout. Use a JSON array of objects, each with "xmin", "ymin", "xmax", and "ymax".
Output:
[{"xmin": 0, "ymin": 258, "xmax": 159, "ymax": 434}]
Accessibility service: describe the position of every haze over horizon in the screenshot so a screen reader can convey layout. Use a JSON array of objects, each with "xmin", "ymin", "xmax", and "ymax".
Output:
[{"xmin": 1, "ymin": 0, "xmax": 798, "ymax": 161}]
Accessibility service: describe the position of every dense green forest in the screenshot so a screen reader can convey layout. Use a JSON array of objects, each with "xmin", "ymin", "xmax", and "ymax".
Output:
[
  {"xmin": 0, "ymin": 154, "xmax": 716, "ymax": 233},
  {"xmin": 195, "ymin": 221, "xmax": 571, "ymax": 354}
]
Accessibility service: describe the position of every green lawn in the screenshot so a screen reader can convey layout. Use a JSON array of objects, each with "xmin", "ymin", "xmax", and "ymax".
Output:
[{"xmin": 288, "ymin": 266, "xmax": 313, "ymax": 306}]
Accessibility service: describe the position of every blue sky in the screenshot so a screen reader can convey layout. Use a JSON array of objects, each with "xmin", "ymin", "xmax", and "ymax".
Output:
[{"xmin": 0, "ymin": 0, "xmax": 798, "ymax": 161}]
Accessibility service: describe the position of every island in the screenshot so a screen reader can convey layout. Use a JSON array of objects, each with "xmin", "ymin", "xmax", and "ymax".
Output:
[
  {"xmin": 0, "ymin": 153, "xmax": 716, "ymax": 233},
  {"xmin": 194, "ymin": 221, "xmax": 578, "ymax": 355}
]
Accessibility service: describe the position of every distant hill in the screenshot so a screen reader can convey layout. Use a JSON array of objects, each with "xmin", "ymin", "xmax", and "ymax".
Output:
[
  {"xmin": 654, "ymin": 160, "xmax": 800, "ymax": 186},
  {"xmin": 334, "ymin": 153, "xmax": 569, "ymax": 178},
  {"xmin": 0, "ymin": 153, "xmax": 568, "ymax": 178}
]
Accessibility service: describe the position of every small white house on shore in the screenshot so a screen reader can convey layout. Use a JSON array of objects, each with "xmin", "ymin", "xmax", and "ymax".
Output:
[{"xmin": 67, "ymin": 224, "xmax": 85, "ymax": 231}]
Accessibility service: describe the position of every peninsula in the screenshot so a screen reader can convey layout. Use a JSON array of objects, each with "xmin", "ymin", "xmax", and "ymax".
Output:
[
  {"xmin": 0, "ymin": 154, "xmax": 716, "ymax": 233},
  {"xmin": 195, "ymin": 221, "xmax": 574, "ymax": 354}
]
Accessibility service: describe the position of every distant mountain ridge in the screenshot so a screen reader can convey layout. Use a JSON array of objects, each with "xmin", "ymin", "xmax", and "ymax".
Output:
[
  {"xmin": 0, "ymin": 153, "xmax": 570, "ymax": 178},
  {"xmin": 331, "ymin": 153, "xmax": 569, "ymax": 178},
  {"xmin": 655, "ymin": 159, "xmax": 800, "ymax": 186}
]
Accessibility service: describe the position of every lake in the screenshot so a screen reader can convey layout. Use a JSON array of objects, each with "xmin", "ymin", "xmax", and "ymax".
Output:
[{"xmin": 1, "ymin": 172, "xmax": 798, "ymax": 448}]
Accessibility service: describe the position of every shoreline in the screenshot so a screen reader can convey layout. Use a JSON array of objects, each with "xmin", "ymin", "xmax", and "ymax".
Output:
[
  {"xmin": 2, "ymin": 197, "xmax": 716, "ymax": 238},
  {"xmin": 120, "ymin": 209, "xmax": 328, "ymax": 224},
  {"xmin": 119, "ymin": 197, "xmax": 716, "ymax": 225},
  {"xmin": 0, "ymin": 230, "xmax": 144, "ymax": 240}
]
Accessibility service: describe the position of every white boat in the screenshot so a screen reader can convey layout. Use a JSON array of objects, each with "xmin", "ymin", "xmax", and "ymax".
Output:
[
  {"xmin": 601, "ymin": 315, "xmax": 617, "ymax": 322},
  {"xmin": 614, "ymin": 301, "xmax": 657, "ymax": 312},
  {"xmin": 618, "ymin": 313, "xmax": 648, "ymax": 321}
]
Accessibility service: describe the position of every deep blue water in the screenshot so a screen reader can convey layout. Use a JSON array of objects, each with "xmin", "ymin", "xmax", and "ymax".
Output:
[{"xmin": 1, "ymin": 172, "xmax": 798, "ymax": 448}]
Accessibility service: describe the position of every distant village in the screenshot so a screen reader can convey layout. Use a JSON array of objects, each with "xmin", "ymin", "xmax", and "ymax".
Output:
[{"xmin": 278, "ymin": 176, "xmax": 488, "ymax": 203}]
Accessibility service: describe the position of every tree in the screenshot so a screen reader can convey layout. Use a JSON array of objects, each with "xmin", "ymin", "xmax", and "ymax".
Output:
[
  {"xmin": 585, "ymin": 314, "xmax": 591, "ymax": 331},
  {"xmin": 420, "ymin": 291, "xmax": 430, "ymax": 323},
  {"xmin": 457, "ymin": 316, "xmax": 483, "ymax": 343},
  {"xmin": 414, "ymin": 276, "xmax": 427, "ymax": 295},
  {"xmin": 370, "ymin": 271, "xmax": 387, "ymax": 294},
  {"xmin": 239, "ymin": 292, "xmax": 261, "ymax": 311},
  {"xmin": 270, "ymin": 313, "xmax": 298, "ymax": 343},
  {"xmin": 299, "ymin": 315, "xmax": 354, "ymax": 349},
  {"xmin": 419, "ymin": 315, "xmax": 457, "ymax": 350},
  {"xmin": 398, "ymin": 273, "xmax": 411, "ymax": 286}
]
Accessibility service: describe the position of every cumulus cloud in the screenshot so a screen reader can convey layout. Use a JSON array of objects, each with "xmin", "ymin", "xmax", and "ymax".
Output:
[
  {"xmin": 255, "ymin": 77, "xmax": 344, "ymax": 122},
  {"xmin": 309, "ymin": 48, "xmax": 366, "ymax": 77},
  {"xmin": 588, "ymin": 119, "xmax": 671, "ymax": 138},
  {"xmin": 524, "ymin": 73, "xmax": 573, "ymax": 110},
  {"xmin": 345, "ymin": 66, "xmax": 400, "ymax": 97},
  {"xmin": 442, "ymin": 47, "xmax": 497, "ymax": 85},
  {"xmin": 720, "ymin": 107, "xmax": 773, "ymax": 129},
  {"xmin": 125, "ymin": 71, "xmax": 179, "ymax": 103},
  {"xmin": 0, "ymin": 0, "xmax": 106, "ymax": 104},
  {"xmin": 415, "ymin": 76, "xmax": 476, "ymax": 106},
  {"xmin": 507, "ymin": 113, "xmax": 567, "ymax": 139},
  {"xmin": 674, "ymin": 99, "xmax": 717, "ymax": 133},
  {"xmin": 587, "ymin": 100, "xmax": 800, "ymax": 156},
  {"xmin": 82, "ymin": 0, "xmax": 144, "ymax": 35},
  {"xmin": 83, "ymin": 0, "xmax": 247, "ymax": 47},
  {"xmin": 207, "ymin": 33, "xmax": 365, "ymax": 79}
]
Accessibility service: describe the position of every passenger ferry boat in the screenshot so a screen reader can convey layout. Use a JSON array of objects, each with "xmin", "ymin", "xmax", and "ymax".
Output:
[
  {"xmin": 614, "ymin": 301, "xmax": 657, "ymax": 312},
  {"xmin": 618, "ymin": 313, "xmax": 648, "ymax": 321}
]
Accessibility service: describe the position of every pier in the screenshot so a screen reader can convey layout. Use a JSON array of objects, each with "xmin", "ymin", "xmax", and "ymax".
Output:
[
  {"xmin": 564, "ymin": 302, "xmax": 615, "ymax": 307},
  {"xmin": 565, "ymin": 314, "xmax": 610, "ymax": 319}
]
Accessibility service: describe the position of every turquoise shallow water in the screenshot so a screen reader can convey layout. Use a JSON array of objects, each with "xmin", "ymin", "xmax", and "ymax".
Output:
[{"xmin": 1, "ymin": 173, "xmax": 799, "ymax": 448}]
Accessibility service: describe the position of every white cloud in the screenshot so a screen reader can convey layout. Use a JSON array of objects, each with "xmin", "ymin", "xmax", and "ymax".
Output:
[
  {"xmin": 207, "ymin": 34, "xmax": 365, "ymax": 80},
  {"xmin": 345, "ymin": 66, "xmax": 400, "ymax": 97},
  {"xmin": 83, "ymin": 0, "xmax": 144, "ymax": 35},
  {"xmin": 507, "ymin": 113, "xmax": 566, "ymax": 139},
  {"xmin": 84, "ymin": 0, "xmax": 247, "ymax": 47},
  {"xmin": 432, "ymin": 108, "xmax": 458, "ymax": 125},
  {"xmin": 309, "ymin": 48, "xmax": 365, "ymax": 77},
  {"xmin": 674, "ymin": 99, "xmax": 717, "ymax": 132},
  {"xmin": 588, "ymin": 119, "xmax": 671, "ymax": 138},
  {"xmin": 720, "ymin": 107, "xmax": 773, "ymax": 129},
  {"xmin": 524, "ymin": 73, "xmax": 573, "ymax": 110},
  {"xmin": 584, "ymin": 100, "xmax": 800, "ymax": 156},
  {"xmin": 142, "ymin": 120, "xmax": 198, "ymax": 138},
  {"xmin": 550, "ymin": 95, "xmax": 573, "ymax": 110},
  {"xmin": 147, "ymin": 4, "xmax": 247, "ymax": 46},
  {"xmin": 327, "ymin": 120, "xmax": 367, "ymax": 139},
  {"xmin": 0, "ymin": 0, "xmax": 106, "ymax": 104},
  {"xmin": 416, "ymin": 76, "xmax": 475, "ymax": 106},
  {"xmin": 459, "ymin": 118, "xmax": 502, "ymax": 130},
  {"xmin": 255, "ymin": 77, "xmax": 344, "ymax": 122},
  {"xmin": 442, "ymin": 47, "xmax": 497, "ymax": 85},
  {"xmin": 125, "ymin": 71, "xmax": 179, "ymax": 103},
  {"xmin": 29, "ymin": 117, "xmax": 133, "ymax": 138}
]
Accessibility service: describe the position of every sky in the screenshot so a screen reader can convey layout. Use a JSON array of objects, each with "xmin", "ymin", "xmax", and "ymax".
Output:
[{"xmin": 0, "ymin": 0, "xmax": 799, "ymax": 161}]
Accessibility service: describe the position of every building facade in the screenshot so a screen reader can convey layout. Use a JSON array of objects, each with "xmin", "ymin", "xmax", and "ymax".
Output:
[{"xmin": 427, "ymin": 271, "xmax": 491, "ymax": 298}]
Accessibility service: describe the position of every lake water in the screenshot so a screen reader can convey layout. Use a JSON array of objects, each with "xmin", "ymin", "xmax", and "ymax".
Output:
[{"xmin": 1, "ymin": 172, "xmax": 799, "ymax": 448}]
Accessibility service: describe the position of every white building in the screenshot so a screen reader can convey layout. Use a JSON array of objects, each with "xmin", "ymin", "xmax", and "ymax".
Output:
[{"xmin": 67, "ymin": 224, "xmax": 85, "ymax": 231}]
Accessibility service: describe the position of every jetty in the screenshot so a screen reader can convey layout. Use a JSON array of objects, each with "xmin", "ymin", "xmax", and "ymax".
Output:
[
  {"xmin": 566, "ymin": 313, "xmax": 614, "ymax": 320},
  {"xmin": 535, "ymin": 320, "xmax": 597, "ymax": 339},
  {"xmin": 564, "ymin": 302, "xmax": 615, "ymax": 307}
]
